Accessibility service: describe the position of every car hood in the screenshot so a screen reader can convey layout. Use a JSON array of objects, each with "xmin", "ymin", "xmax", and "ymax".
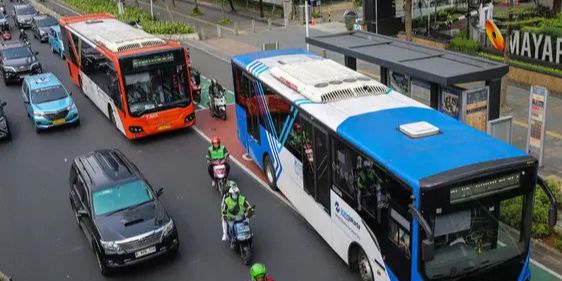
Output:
[
  {"xmin": 94, "ymin": 200, "xmax": 169, "ymax": 241},
  {"xmin": 33, "ymin": 96, "xmax": 71, "ymax": 112},
  {"xmin": 4, "ymin": 56, "xmax": 37, "ymax": 68}
]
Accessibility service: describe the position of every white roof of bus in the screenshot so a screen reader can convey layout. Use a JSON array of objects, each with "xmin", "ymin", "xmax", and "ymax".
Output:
[
  {"xmin": 237, "ymin": 51, "xmax": 429, "ymax": 132},
  {"xmin": 67, "ymin": 18, "xmax": 165, "ymax": 52}
]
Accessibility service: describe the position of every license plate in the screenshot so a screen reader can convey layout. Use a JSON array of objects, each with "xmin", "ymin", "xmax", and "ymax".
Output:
[
  {"xmin": 158, "ymin": 124, "xmax": 171, "ymax": 130},
  {"xmin": 134, "ymin": 246, "xmax": 156, "ymax": 258},
  {"xmin": 52, "ymin": 119, "xmax": 65, "ymax": 125}
]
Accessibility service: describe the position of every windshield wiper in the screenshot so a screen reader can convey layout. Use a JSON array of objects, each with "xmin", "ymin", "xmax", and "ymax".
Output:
[{"xmin": 103, "ymin": 200, "xmax": 151, "ymax": 216}]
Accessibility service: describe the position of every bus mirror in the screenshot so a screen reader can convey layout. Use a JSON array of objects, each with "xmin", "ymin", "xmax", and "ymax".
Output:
[
  {"xmin": 422, "ymin": 239, "xmax": 434, "ymax": 262},
  {"xmin": 537, "ymin": 176, "xmax": 558, "ymax": 227}
]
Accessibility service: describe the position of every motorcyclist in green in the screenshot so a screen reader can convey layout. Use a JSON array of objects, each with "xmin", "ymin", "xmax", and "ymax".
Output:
[
  {"xmin": 220, "ymin": 181, "xmax": 253, "ymax": 241},
  {"xmin": 207, "ymin": 136, "xmax": 230, "ymax": 186},
  {"xmin": 250, "ymin": 263, "xmax": 274, "ymax": 281}
]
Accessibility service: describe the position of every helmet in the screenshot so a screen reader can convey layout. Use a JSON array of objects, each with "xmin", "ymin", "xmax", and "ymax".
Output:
[
  {"xmin": 229, "ymin": 185, "xmax": 240, "ymax": 200},
  {"xmin": 226, "ymin": 180, "xmax": 238, "ymax": 190},
  {"xmin": 212, "ymin": 136, "xmax": 220, "ymax": 146},
  {"xmin": 363, "ymin": 160, "xmax": 371, "ymax": 168},
  {"xmin": 250, "ymin": 263, "xmax": 267, "ymax": 280}
]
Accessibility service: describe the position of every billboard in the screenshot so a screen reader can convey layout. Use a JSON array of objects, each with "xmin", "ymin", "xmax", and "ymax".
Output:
[
  {"xmin": 462, "ymin": 86, "xmax": 489, "ymax": 132},
  {"xmin": 526, "ymin": 85, "xmax": 549, "ymax": 166}
]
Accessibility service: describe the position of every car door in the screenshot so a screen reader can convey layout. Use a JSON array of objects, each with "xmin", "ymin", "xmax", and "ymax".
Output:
[
  {"xmin": 22, "ymin": 81, "xmax": 32, "ymax": 114},
  {"xmin": 71, "ymin": 173, "xmax": 95, "ymax": 245}
]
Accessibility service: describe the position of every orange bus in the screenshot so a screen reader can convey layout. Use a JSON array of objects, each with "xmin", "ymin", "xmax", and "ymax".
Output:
[{"xmin": 59, "ymin": 14, "xmax": 196, "ymax": 139}]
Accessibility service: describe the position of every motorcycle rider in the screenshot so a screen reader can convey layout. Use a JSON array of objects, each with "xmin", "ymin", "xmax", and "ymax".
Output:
[
  {"xmin": 207, "ymin": 136, "xmax": 230, "ymax": 186},
  {"xmin": 18, "ymin": 28, "xmax": 26, "ymax": 42},
  {"xmin": 221, "ymin": 182, "xmax": 253, "ymax": 241},
  {"xmin": 250, "ymin": 263, "xmax": 274, "ymax": 281}
]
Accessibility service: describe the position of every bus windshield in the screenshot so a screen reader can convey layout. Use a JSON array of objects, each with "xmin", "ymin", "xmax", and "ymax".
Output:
[
  {"xmin": 423, "ymin": 187, "xmax": 532, "ymax": 279},
  {"xmin": 121, "ymin": 50, "xmax": 190, "ymax": 117}
]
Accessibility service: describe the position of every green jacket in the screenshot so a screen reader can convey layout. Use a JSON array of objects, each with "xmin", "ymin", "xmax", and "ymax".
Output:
[
  {"xmin": 208, "ymin": 145, "xmax": 227, "ymax": 161},
  {"xmin": 222, "ymin": 195, "xmax": 251, "ymax": 220},
  {"xmin": 357, "ymin": 169, "xmax": 377, "ymax": 190}
]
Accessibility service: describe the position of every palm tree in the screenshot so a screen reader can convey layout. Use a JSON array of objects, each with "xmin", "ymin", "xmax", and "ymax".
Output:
[{"xmin": 405, "ymin": 0, "xmax": 413, "ymax": 41}]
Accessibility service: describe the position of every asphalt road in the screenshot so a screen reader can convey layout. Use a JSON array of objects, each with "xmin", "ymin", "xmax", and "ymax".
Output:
[{"xmin": 0, "ymin": 4, "xmax": 359, "ymax": 281}]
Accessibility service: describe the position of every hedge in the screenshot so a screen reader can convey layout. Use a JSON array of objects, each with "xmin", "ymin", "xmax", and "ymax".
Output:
[
  {"xmin": 478, "ymin": 52, "xmax": 562, "ymax": 77},
  {"xmin": 448, "ymin": 31, "xmax": 480, "ymax": 54},
  {"xmin": 500, "ymin": 178, "xmax": 562, "ymax": 239},
  {"xmin": 62, "ymin": 0, "xmax": 194, "ymax": 34}
]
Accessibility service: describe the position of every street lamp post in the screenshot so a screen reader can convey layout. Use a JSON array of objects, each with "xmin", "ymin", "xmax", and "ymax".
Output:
[
  {"xmin": 150, "ymin": 0, "xmax": 154, "ymax": 18},
  {"xmin": 305, "ymin": 0, "xmax": 310, "ymax": 51}
]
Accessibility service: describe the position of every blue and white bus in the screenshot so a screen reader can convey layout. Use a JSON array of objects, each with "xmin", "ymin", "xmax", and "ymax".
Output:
[{"xmin": 231, "ymin": 49, "xmax": 557, "ymax": 281}]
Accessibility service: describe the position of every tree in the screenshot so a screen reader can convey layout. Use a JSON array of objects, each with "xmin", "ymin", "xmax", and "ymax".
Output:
[
  {"xmin": 554, "ymin": 0, "xmax": 561, "ymax": 14},
  {"xmin": 500, "ymin": 0, "xmax": 513, "ymax": 109},
  {"xmin": 259, "ymin": 0, "xmax": 264, "ymax": 18},
  {"xmin": 405, "ymin": 0, "xmax": 413, "ymax": 41},
  {"xmin": 228, "ymin": 0, "xmax": 236, "ymax": 12}
]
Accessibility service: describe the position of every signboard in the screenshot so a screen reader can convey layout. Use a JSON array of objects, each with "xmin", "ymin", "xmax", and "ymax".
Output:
[
  {"xmin": 462, "ymin": 87, "xmax": 489, "ymax": 132},
  {"xmin": 410, "ymin": 79, "xmax": 431, "ymax": 106},
  {"xmin": 132, "ymin": 53, "xmax": 175, "ymax": 68},
  {"xmin": 439, "ymin": 86, "xmax": 463, "ymax": 120},
  {"xmin": 389, "ymin": 70, "xmax": 410, "ymax": 97},
  {"xmin": 450, "ymin": 173, "xmax": 521, "ymax": 203},
  {"xmin": 487, "ymin": 116, "xmax": 513, "ymax": 144},
  {"xmin": 508, "ymin": 31, "xmax": 562, "ymax": 65},
  {"xmin": 526, "ymin": 85, "xmax": 549, "ymax": 166}
]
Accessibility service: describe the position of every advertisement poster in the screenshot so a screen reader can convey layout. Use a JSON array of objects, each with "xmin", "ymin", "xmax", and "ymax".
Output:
[
  {"xmin": 389, "ymin": 71, "xmax": 410, "ymax": 97},
  {"xmin": 526, "ymin": 85, "xmax": 549, "ymax": 166},
  {"xmin": 462, "ymin": 87, "xmax": 489, "ymax": 132},
  {"xmin": 439, "ymin": 86, "xmax": 462, "ymax": 119},
  {"xmin": 410, "ymin": 79, "xmax": 431, "ymax": 106}
]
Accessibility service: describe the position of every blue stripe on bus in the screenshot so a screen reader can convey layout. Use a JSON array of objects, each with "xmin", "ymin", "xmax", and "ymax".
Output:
[{"xmin": 336, "ymin": 106, "xmax": 525, "ymax": 189}]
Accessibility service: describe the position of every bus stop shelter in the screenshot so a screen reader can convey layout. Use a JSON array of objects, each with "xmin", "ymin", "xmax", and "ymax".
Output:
[{"xmin": 306, "ymin": 31, "xmax": 509, "ymax": 120}]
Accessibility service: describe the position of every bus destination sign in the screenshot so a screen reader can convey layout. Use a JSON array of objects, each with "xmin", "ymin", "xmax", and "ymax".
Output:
[
  {"xmin": 450, "ymin": 173, "xmax": 520, "ymax": 203},
  {"xmin": 132, "ymin": 53, "xmax": 175, "ymax": 68}
]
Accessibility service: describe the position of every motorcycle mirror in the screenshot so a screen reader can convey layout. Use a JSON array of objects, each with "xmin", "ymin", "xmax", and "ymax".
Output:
[{"xmin": 156, "ymin": 187, "xmax": 164, "ymax": 197}]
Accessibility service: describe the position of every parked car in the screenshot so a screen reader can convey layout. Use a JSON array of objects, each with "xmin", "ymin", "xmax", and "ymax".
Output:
[
  {"xmin": 48, "ymin": 25, "xmax": 64, "ymax": 59},
  {"xmin": 12, "ymin": 4, "xmax": 37, "ymax": 29},
  {"xmin": 69, "ymin": 149, "xmax": 179, "ymax": 275},
  {"xmin": 22, "ymin": 73, "xmax": 79, "ymax": 132},
  {"xmin": 0, "ymin": 41, "xmax": 42, "ymax": 85},
  {"xmin": 31, "ymin": 14, "xmax": 57, "ymax": 42},
  {"xmin": 0, "ymin": 100, "xmax": 10, "ymax": 140}
]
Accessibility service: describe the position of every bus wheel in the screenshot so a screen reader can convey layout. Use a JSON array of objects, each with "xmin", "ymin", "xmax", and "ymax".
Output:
[
  {"xmin": 263, "ymin": 155, "xmax": 278, "ymax": 191},
  {"xmin": 358, "ymin": 249, "xmax": 374, "ymax": 281}
]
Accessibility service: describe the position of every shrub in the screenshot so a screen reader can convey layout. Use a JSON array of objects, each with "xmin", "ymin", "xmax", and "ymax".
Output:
[
  {"xmin": 191, "ymin": 7, "xmax": 203, "ymax": 16},
  {"xmin": 311, "ymin": 10, "xmax": 321, "ymax": 19},
  {"xmin": 500, "ymin": 179, "xmax": 562, "ymax": 239},
  {"xmin": 217, "ymin": 17, "xmax": 231, "ymax": 25},
  {"xmin": 62, "ymin": 0, "xmax": 194, "ymax": 34},
  {"xmin": 556, "ymin": 235, "xmax": 562, "ymax": 251},
  {"xmin": 448, "ymin": 31, "xmax": 480, "ymax": 54}
]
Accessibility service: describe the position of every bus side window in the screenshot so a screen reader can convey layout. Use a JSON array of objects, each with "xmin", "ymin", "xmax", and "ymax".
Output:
[
  {"xmin": 354, "ymin": 156, "xmax": 387, "ymax": 221},
  {"xmin": 331, "ymin": 137, "xmax": 357, "ymax": 206},
  {"xmin": 284, "ymin": 114, "xmax": 303, "ymax": 160},
  {"xmin": 388, "ymin": 208, "xmax": 412, "ymax": 259},
  {"xmin": 233, "ymin": 66, "xmax": 249, "ymax": 109}
]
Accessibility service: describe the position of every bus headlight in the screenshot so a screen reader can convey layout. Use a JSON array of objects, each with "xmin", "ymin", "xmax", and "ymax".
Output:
[
  {"xmin": 129, "ymin": 126, "xmax": 143, "ymax": 133},
  {"xmin": 184, "ymin": 113, "xmax": 195, "ymax": 123}
]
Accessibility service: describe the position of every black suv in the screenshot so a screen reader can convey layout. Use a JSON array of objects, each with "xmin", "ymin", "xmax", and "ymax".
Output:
[
  {"xmin": 0, "ymin": 42, "xmax": 41, "ymax": 85},
  {"xmin": 31, "ymin": 14, "xmax": 57, "ymax": 42},
  {"xmin": 12, "ymin": 4, "xmax": 37, "ymax": 29},
  {"xmin": 0, "ymin": 100, "xmax": 10, "ymax": 141},
  {"xmin": 69, "ymin": 149, "xmax": 179, "ymax": 275}
]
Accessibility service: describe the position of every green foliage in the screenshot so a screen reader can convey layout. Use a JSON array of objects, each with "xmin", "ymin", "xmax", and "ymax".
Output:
[
  {"xmin": 353, "ymin": 0, "xmax": 362, "ymax": 9},
  {"xmin": 448, "ymin": 31, "xmax": 480, "ymax": 54},
  {"xmin": 500, "ymin": 179, "xmax": 562, "ymax": 239},
  {"xmin": 191, "ymin": 7, "xmax": 203, "ymax": 16},
  {"xmin": 478, "ymin": 52, "xmax": 562, "ymax": 77},
  {"xmin": 62, "ymin": 0, "xmax": 194, "ymax": 34},
  {"xmin": 556, "ymin": 235, "xmax": 562, "ymax": 251},
  {"xmin": 217, "ymin": 17, "xmax": 232, "ymax": 25},
  {"xmin": 504, "ymin": 13, "xmax": 562, "ymax": 38},
  {"xmin": 311, "ymin": 10, "xmax": 321, "ymax": 19}
]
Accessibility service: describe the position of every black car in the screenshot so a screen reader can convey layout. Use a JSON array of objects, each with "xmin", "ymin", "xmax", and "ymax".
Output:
[
  {"xmin": 12, "ymin": 4, "xmax": 37, "ymax": 29},
  {"xmin": 31, "ymin": 14, "xmax": 57, "ymax": 42},
  {"xmin": 0, "ymin": 100, "xmax": 10, "ymax": 140},
  {"xmin": 0, "ymin": 42, "xmax": 42, "ymax": 85},
  {"xmin": 69, "ymin": 149, "xmax": 179, "ymax": 275}
]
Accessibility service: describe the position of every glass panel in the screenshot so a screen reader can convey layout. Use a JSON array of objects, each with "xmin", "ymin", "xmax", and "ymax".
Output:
[
  {"xmin": 314, "ymin": 128, "xmax": 330, "ymax": 210},
  {"xmin": 425, "ymin": 195, "xmax": 527, "ymax": 279},
  {"xmin": 301, "ymin": 117, "xmax": 314, "ymax": 195},
  {"xmin": 332, "ymin": 138, "xmax": 356, "ymax": 204},
  {"xmin": 92, "ymin": 180, "xmax": 154, "ymax": 216},
  {"xmin": 31, "ymin": 85, "xmax": 67, "ymax": 104}
]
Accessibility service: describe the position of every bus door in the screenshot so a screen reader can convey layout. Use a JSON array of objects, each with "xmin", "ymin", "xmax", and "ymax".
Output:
[
  {"xmin": 301, "ymin": 115, "xmax": 332, "ymax": 242},
  {"xmin": 245, "ymin": 78, "xmax": 262, "ymax": 163}
]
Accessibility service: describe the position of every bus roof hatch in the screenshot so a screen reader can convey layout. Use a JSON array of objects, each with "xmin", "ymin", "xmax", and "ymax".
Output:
[{"xmin": 269, "ymin": 59, "xmax": 387, "ymax": 103}]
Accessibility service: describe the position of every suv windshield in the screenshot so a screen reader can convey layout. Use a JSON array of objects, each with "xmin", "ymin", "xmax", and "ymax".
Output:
[
  {"xmin": 2, "ymin": 47, "xmax": 32, "ymax": 60},
  {"xmin": 16, "ymin": 6, "xmax": 36, "ymax": 15},
  {"xmin": 31, "ymin": 85, "xmax": 67, "ymax": 104},
  {"xmin": 424, "ymin": 193, "xmax": 531, "ymax": 279},
  {"xmin": 122, "ymin": 50, "xmax": 190, "ymax": 117},
  {"xmin": 92, "ymin": 180, "xmax": 154, "ymax": 216},
  {"xmin": 36, "ymin": 17, "xmax": 57, "ymax": 27}
]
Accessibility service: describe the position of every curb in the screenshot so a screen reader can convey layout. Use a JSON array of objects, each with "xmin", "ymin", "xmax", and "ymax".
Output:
[{"xmin": 176, "ymin": 0, "xmax": 286, "ymax": 27}]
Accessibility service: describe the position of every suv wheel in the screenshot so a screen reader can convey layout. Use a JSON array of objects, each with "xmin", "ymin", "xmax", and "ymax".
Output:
[
  {"xmin": 69, "ymin": 197, "xmax": 80, "ymax": 227},
  {"xmin": 263, "ymin": 155, "xmax": 278, "ymax": 191}
]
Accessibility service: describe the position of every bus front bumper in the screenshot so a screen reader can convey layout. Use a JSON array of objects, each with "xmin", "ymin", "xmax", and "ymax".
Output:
[{"xmin": 126, "ymin": 112, "xmax": 196, "ymax": 139}]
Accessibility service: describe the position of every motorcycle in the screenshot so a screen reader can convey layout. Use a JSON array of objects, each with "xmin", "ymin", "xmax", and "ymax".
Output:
[
  {"xmin": 228, "ymin": 207, "xmax": 255, "ymax": 265},
  {"xmin": 1, "ymin": 29, "xmax": 10, "ymax": 40},
  {"xmin": 208, "ymin": 82, "xmax": 227, "ymax": 120},
  {"xmin": 210, "ymin": 158, "xmax": 229, "ymax": 196},
  {"xmin": 190, "ymin": 66, "xmax": 201, "ymax": 103}
]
